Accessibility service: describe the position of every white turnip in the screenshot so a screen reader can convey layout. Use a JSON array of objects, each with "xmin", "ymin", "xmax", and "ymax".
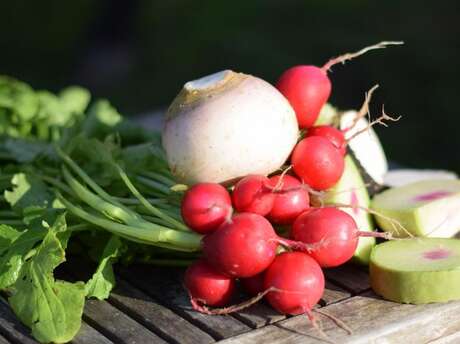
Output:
[{"xmin": 162, "ymin": 70, "xmax": 299, "ymax": 184}]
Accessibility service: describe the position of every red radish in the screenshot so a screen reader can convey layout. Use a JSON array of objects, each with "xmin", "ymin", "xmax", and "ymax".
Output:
[
  {"xmin": 202, "ymin": 213, "xmax": 318, "ymax": 278},
  {"xmin": 232, "ymin": 175, "xmax": 275, "ymax": 216},
  {"xmin": 264, "ymin": 252, "xmax": 324, "ymax": 315},
  {"xmin": 290, "ymin": 207, "xmax": 392, "ymax": 267},
  {"xmin": 241, "ymin": 272, "xmax": 265, "ymax": 296},
  {"xmin": 185, "ymin": 259, "xmax": 235, "ymax": 307},
  {"xmin": 181, "ymin": 183, "xmax": 232, "ymax": 234},
  {"xmin": 276, "ymin": 65, "xmax": 330, "ymax": 128},
  {"xmin": 291, "ymin": 207, "xmax": 357, "ymax": 267},
  {"xmin": 291, "ymin": 136, "xmax": 344, "ymax": 190},
  {"xmin": 267, "ymin": 174, "xmax": 309, "ymax": 225},
  {"xmin": 306, "ymin": 125, "xmax": 346, "ymax": 155},
  {"xmin": 276, "ymin": 41, "xmax": 403, "ymax": 129}
]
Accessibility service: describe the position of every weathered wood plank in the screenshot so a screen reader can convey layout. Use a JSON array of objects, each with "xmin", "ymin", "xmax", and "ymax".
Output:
[
  {"xmin": 218, "ymin": 293, "xmax": 460, "ymax": 344},
  {"xmin": 231, "ymin": 302, "xmax": 286, "ymax": 329},
  {"xmin": 117, "ymin": 265, "xmax": 251, "ymax": 340},
  {"xmin": 0, "ymin": 334, "xmax": 9, "ymax": 344},
  {"xmin": 233, "ymin": 280, "xmax": 350, "ymax": 329},
  {"xmin": 320, "ymin": 281, "xmax": 352, "ymax": 306},
  {"xmin": 71, "ymin": 322, "xmax": 114, "ymax": 344},
  {"xmin": 65, "ymin": 259, "xmax": 215, "ymax": 344},
  {"xmin": 324, "ymin": 264, "xmax": 370, "ymax": 294},
  {"xmin": 83, "ymin": 299, "xmax": 168, "ymax": 344},
  {"xmin": 0, "ymin": 298, "xmax": 37, "ymax": 344},
  {"xmin": 428, "ymin": 331, "xmax": 460, "ymax": 344},
  {"xmin": 110, "ymin": 278, "xmax": 215, "ymax": 344}
]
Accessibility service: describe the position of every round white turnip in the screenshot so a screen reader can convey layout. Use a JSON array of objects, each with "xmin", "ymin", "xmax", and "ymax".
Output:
[{"xmin": 162, "ymin": 70, "xmax": 299, "ymax": 184}]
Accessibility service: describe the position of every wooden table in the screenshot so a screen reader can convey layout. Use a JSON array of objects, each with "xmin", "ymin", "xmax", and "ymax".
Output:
[
  {"xmin": 1, "ymin": 114, "xmax": 458, "ymax": 343},
  {"xmin": 1, "ymin": 262, "xmax": 460, "ymax": 344}
]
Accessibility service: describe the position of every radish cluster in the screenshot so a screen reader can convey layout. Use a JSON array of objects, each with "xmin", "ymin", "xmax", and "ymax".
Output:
[{"xmin": 180, "ymin": 41, "xmax": 401, "ymax": 321}]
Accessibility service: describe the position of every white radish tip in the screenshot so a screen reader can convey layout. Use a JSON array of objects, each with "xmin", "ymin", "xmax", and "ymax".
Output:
[{"xmin": 184, "ymin": 70, "xmax": 233, "ymax": 91}]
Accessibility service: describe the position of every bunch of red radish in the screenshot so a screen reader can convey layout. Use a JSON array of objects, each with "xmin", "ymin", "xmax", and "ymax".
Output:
[{"xmin": 182, "ymin": 41, "xmax": 400, "ymax": 319}]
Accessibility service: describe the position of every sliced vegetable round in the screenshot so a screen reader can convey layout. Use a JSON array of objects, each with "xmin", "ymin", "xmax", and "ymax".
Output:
[{"xmin": 370, "ymin": 238, "xmax": 460, "ymax": 304}]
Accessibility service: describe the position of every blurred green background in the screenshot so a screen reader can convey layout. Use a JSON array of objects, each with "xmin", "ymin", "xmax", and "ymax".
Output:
[{"xmin": 1, "ymin": 0, "xmax": 459, "ymax": 171}]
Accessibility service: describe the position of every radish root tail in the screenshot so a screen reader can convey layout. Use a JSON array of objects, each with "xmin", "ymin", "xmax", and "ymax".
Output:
[
  {"xmin": 324, "ymin": 203, "xmax": 413, "ymax": 238},
  {"xmin": 305, "ymin": 308, "xmax": 334, "ymax": 343},
  {"xmin": 343, "ymin": 84, "xmax": 379, "ymax": 133},
  {"xmin": 314, "ymin": 309, "xmax": 353, "ymax": 335},
  {"xmin": 345, "ymin": 106, "xmax": 401, "ymax": 143},
  {"xmin": 271, "ymin": 165, "xmax": 293, "ymax": 192},
  {"xmin": 357, "ymin": 230, "xmax": 393, "ymax": 240},
  {"xmin": 322, "ymin": 41, "xmax": 404, "ymax": 72},
  {"xmin": 190, "ymin": 287, "xmax": 277, "ymax": 315}
]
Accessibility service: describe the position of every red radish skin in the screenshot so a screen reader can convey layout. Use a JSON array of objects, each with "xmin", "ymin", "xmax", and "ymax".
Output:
[
  {"xmin": 291, "ymin": 207, "xmax": 359, "ymax": 267},
  {"xmin": 181, "ymin": 183, "xmax": 232, "ymax": 234},
  {"xmin": 291, "ymin": 136, "xmax": 344, "ymax": 191},
  {"xmin": 306, "ymin": 125, "xmax": 346, "ymax": 155},
  {"xmin": 241, "ymin": 272, "xmax": 265, "ymax": 296},
  {"xmin": 276, "ymin": 42, "xmax": 403, "ymax": 129},
  {"xmin": 276, "ymin": 66, "xmax": 331, "ymax": 129},
  {"xmin": 185, "ymin": 260, "xmax": 235, "ymax": 307},
  {"xmin": 268, "ymin": 175, "xmax": 310, "ymax": 225},
  {"xmin": 264, "ymin": 252, "xmax": 325, "ymax": 315},
  {"xmin": 202, "ymin": 213, "xmax": 318, "ymax": 278},
  {"xmin": 232, "ymin": 175, "xmax": 275, "ymax": 216},
  {"xmin": 202, "ymin": 213, "xmax": 278, "ymax": 278}
]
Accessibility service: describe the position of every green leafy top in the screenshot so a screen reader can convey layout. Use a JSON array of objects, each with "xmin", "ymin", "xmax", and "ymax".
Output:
[
  {"xmin": 0, "ymin": 75, "xmax": 191, "ymax": 344},
  {"xmin": 9, "ymin": 214, "xmax": 86, "ymax": 344}
]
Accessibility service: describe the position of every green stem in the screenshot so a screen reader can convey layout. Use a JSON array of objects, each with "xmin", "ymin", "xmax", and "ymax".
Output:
[
  {"xmin": 136, "ymin": 176, "xmax": 172, "ymax": 195},
  {"xmin": 116, "ymin": 197, "xmax": 167, "ymax": 206},
  {"xmin": 116, "ymin": 165, "xmax": 189, "ymax": 232},
  {"xmin": 0, "ymin": 210, "xmax": 18, "ymax": 218},
  {"xmin": 36, "ymin": 121, "xmax": 49, "ymax": 140},
  {"xmin": 135, "ymin": 205, "xmax": 182, "ymax": 222},
  {"xmin": 141, "ymin": 215, "xmax": 176, "ymax": 227},
  {"xmin": 139, "ymin": 171, "xmax": 176, "ymax": 187},
  {"xmin": 68, "ymin": 223, "xmax": 94, "ymax": 232},
  {"xmin": 58, "ymin": 193, "xmax": 201, "ymax": 252},
  {"xmin": 35, "ymin": 174, "xmax": 75, "ymax": 195},
  {"xmin": 62, "ymin": 166, "xmax": 141, "ymax": 224},
  {"xmin": 56, "ymin": 146, "xmax": 126, "ymax": 208}
]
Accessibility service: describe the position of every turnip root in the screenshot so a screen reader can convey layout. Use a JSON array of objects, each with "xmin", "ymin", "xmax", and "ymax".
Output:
[{"xmin": 162, "ymin": 70, "xmax": 299, "ymax": 185}]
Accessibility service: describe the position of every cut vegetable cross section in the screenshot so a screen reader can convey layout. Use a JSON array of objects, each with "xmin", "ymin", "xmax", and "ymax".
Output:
[
  {"xmin": 371, "ymin": 179, "xmax": 460, "ymax": 238},
  {"xmin": 370, "ymin": 238, "xmax": 460, "ymax": 304}
]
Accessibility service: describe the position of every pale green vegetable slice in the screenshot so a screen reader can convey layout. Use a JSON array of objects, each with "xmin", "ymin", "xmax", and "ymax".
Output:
[
  {"xmin": 371, "ymin": 179, "xmax": 460, "ymax": 238},
  {"xmin": 370, "ymin": 238, "xmax": 460, "ymax": 304}
]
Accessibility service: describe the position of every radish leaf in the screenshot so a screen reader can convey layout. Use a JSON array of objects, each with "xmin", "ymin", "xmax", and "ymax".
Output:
[{"xmin": 8, "ymin": 214, "xmax": 86, "ymax": 344}]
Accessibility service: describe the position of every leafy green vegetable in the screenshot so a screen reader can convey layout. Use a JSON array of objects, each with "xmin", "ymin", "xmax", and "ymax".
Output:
[
  {"xmin": 0, "ymin": 76, "xmax": 90, "ymax": 142},
  {"xmin": 0, "ymin": 75, "xmax": 193, "ymax": 343},
  {"xmin": 82, "ymin": 99, "xmax": 122, "ymax": 138},
  {"xmin": 58, "ymin": 87, "xmax": 91, "ymax": 119},
  {"xmin": 85, "ymin": 235, "xmax": 123, "ymax": 300},
  {"xmin": 8, "ymin": 215, "xmax": 86, "ymax": 344},
  {"xmin": 0, "ymin": 225, "xmax": 45, "ymax": 289},
  {"xmin": 1, "ymin": 138, "xmax": 53, "ymax": 163},
  {"xmin": 4, "ymin": 173, "xmax": 54, "ymax": 214}
]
